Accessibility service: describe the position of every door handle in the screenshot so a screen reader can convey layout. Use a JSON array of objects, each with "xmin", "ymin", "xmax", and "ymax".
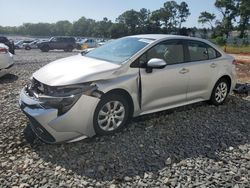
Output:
[
  {"xmin": 179, "ymin": 68, "xmax": 189, "ymax": 74},
  {"xmin": 210, "ymin": 63, "xmax": 217, "ymax": 68}
]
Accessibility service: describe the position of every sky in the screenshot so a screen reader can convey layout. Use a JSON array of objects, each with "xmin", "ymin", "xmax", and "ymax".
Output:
[{"xmin": 1, "ymin": 0, "xmax": 220, "ymax": 28}]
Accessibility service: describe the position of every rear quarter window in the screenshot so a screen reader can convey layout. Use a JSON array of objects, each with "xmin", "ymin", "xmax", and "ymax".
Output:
[
  {"xmin": 188, "ymin": 41, "xmax": 208, "ymax": 61},
  {"xmin": 187, "ymin": 40, "xmax": 221, "ymax": 62},
  {"xmin": 208, "ymin": 47, "xmax": 217, "ymax": 59}
]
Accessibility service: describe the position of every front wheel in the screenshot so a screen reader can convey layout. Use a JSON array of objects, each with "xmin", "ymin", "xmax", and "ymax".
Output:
[
  {"xmin": 64, "ymin": 45, "xmax": 73, "ymax": 52},
  {"xmin": 40, "ymin": 46, "xmax": 49, "ymax": 52},
  {"xmin": 209, "ymin": 78, "xmax": 230, "ymax": 106},
  {"xmin": 23, "ymin": 125, "xmax": 36, "ymax": 143},
  {"xmin": 93, "ymin": 94, "xmax": 130, "ymax": 135}
]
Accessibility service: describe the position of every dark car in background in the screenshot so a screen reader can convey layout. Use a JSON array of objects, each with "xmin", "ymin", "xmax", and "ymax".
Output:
[
  {"xmin": 37, "ymin": 36, "xmax": 76, "ymax": 52},
  {"xmin": 0, "ymin": 36, "xmax": 15, "ymax": 54}
]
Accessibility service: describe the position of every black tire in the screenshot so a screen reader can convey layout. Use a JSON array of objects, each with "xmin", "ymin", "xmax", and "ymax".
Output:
[
  {"xmin": 209, "ymin": 78, "xmax": 230, "ymax": 106},
  {"xmin": 76, "ymin": 44, "xmax": 82, "ymax": 50},
  {"xmin": 64, "ymin": 45, "xmax": 73, "ymax": 52},
  {"xmin": 93, "ymin": 93, "xmax": 130, "ymax": 135},
  {"xmin": 23, "ymin": 125, "xmax": 37, "ymax": 144},
  {"xmin": 40, "ymin": 45, "xmax": 49, "ymax": 52},
  {"xmin": 25, "ymin": 46, "xmax": 31, "ymax": 50}
]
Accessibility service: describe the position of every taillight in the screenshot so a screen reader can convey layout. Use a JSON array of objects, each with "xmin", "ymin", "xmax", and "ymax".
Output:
[
  {"xmin": 0, "ymin": 48, "xmax": 8, "ymax": 54},
  {"xmin": 232, "ymin": 59, "xmax": 237, "ymax": 65}
]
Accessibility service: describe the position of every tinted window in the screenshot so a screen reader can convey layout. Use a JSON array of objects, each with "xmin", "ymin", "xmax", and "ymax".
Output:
[
  {"xmin": 188, "ymin": 41, "xmax": 208, "ymax": 61},
  {"xmin": 147, "ymin": 41, "xmax": 184, "ymax": 65},
  {"xmin": 67, "ymin": 38, "xmax": 75, "ymax": 42},
  {"xmin": 207, "ymin": 46, "xmax": 217, "ymax": 59}
]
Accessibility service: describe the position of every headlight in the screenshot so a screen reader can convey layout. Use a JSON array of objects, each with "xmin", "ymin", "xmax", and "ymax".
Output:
[
  {"xmin": 26, "ymin": 79, "xmax": 102, "ymax": 115},
  {"xmin": 38, "ymin": 84, "xmax": 98, "ymax": 115}
]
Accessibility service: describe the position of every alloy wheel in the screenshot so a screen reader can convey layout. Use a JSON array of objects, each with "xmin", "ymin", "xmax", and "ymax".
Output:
[
  {"xmin": 215, "ymin": 82, "xmax": 228, "ymax": 103},
  {"xmin": 97, "ymin": 101, "xmax": 125, "ymax": 131}
]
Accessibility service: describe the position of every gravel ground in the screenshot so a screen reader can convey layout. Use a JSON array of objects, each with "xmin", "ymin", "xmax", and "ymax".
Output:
[{"xmin": 0, "ymin": 50, "xmax": 250, "ymax": 188}]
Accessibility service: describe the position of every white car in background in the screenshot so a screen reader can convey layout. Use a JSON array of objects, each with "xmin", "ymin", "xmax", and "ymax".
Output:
[
  {"xmin": 0, "ymin": 43, "xmax": 14, "ymax": 77},
  {"xmin": 77, "ymin": 38, "xmax": 97, "ymax": 49}
]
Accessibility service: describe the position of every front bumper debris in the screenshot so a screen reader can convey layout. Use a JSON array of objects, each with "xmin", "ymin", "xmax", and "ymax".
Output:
[{"xmin": 19, "ymin": 88, "xmax": 100, "ymax": 143}]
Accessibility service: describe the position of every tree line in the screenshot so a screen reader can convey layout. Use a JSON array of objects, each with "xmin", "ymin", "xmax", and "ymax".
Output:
[
  {"xmin": 0, "ymin": 0, "xmax": 249, "ymax": 40},
  {"xmin": 198, "ymin": 0, "xmax": 249, "ymax": 39}
]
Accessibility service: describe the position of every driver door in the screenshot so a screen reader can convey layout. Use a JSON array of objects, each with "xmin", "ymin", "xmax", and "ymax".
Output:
[{"xmin": 139, "ymin": 40, "xmax": 189, "ymax": 113}]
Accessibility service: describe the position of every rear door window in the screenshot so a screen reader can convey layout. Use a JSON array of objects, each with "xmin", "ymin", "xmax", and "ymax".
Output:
[{"xmin": 187, "ymin": 41, "xmax": 208, "ymax": 61}]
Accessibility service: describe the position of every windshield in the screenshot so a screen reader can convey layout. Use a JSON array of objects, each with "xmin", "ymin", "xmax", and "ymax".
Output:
[{"xmin": 85, "ymin": 37, "xmax": 154, "ymax": 64}]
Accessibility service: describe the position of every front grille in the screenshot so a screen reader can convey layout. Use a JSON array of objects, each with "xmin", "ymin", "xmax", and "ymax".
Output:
[{"xmin": 25, "ymin": 113, "xmax": 56, "ymax": 143}]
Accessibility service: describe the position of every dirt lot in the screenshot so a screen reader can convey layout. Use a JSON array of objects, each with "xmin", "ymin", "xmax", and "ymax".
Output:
[
  {"xmin": 0, "ymin": 50, "xmax": 250, "ymax": 187},
  {"xmin": 231, "ymin": 54, "xmax": 250, "ymax": 83}
]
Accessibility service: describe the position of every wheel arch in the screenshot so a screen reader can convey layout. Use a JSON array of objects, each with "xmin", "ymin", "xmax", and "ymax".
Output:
[
  {"xmin": 102, "ymin": 88, "xmax": 134, "ymax": 119},
  {"xmin": 217, "ymin": 75, "xmax": 232, "ymax": 92}
]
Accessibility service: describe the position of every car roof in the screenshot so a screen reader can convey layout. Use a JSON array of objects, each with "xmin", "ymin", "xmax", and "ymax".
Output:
[
  {"xmin": 128, "ymin": 34, "xmax": 224, "ymax": 55},
  {"xmin": 129, "ymin": 34, "xmax": 209, "ymax": 43}
]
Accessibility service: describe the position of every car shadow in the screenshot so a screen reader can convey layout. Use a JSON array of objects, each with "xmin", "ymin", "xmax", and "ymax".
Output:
[
  {"xmin": 0, "ymin": 74, "xmax": 18, "ymax": 84},
  {"xmin": 33, "ymin": 96, "xmax": 250, "ymax": 181}
]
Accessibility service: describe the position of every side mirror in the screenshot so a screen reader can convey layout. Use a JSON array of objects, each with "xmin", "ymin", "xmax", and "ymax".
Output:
[{"xmin": 147, "ymin": 58, "xmax": 167, "ymax": 69}]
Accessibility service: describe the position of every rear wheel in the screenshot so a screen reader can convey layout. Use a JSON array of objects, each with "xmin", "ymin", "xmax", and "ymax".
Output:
[
  {"xmin": 210, "ymin": 78, "xmax": 230, "ymax": 105},
  {"xmin": 93, "ymin": 94, "xmax": 130, "ymax": 135}
]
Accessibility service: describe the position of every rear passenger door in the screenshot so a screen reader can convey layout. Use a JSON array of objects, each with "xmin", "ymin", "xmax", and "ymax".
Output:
[{"xmin": 184, "ymin": 40, "xmax": 220, "ymax": 101}]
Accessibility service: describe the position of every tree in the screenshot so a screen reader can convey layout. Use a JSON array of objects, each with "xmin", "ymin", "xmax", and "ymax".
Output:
[
  {"xmin": 0, "ymin": 1, "xmax": 191, "ymax": 38},
  {"xmin": 162, "ymin": 1, "xmax": 179, "ymax": 31},
  {"xmin": 198, "ymin": 11, "xmax": 216, "ymax": 30},
  {"xmin": 93, "ymin": 17, "xmax": 113, "ymax": 38},
  {"xmin": 53, "ymin": 21, "xmax": 72, "ymax": 36},
  {"xmin": 72, "ymin": 17, "xmax": 96, "ymax": 37},
  {"xmin": 137, "ymin": 8, "xmax": 151, "ymax": 33},
  {"xmin": 150, "ymin": 1, "xmax": 190, "ymax": 33},
  {"xmin": 214, "ymin": 0, "xmax": 239, "ymax": 38},
  {"xmin": 116, "ymin": 10, "xmax": 140, "ymax": 34},
  {"xmin": 238, "ymin": 0, "xmax": 250, "ymax": 38},
  {"xmin": 177, "ymin": 2, "xmax": 191, "ymax": 28},
  {"xmin": 109, "ymin": 23, "xmax": 129, "ymax": 38}
]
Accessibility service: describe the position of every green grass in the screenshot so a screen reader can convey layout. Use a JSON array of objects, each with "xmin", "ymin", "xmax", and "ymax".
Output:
[{"xmin": 221, "ymin": 45, "xmax": 250, "ymax": 54}]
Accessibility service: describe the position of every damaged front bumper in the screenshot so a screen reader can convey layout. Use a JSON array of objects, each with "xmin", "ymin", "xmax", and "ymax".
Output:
[{"xmin": 19, "ymin": 88, "xmax": 100, "ymax": 143}]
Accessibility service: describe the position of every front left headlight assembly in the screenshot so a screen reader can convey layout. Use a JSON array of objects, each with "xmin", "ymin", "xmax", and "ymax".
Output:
[{"xmin": 27, "ymin": 82, "xmax": 102, "ymax": 116}]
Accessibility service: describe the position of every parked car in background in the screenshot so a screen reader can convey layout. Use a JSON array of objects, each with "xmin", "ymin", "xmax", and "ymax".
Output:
[
  {"xmin": 77, "ymin": 38, "xmax": 97, "ymax": 50},
  {"xmin": 14, "ymin": 40, "xmax": 33, "ymax": 49},
  {"xmin": 80, "ymin": 48, "xmax": 95, "ymax": 55},
  {"xmin": 0, "ymin": 36, "xmax": 15, "ymax": 54},
  {"xmin": 19, "ymin": 34, "xmax": 236, "ymax": 143},
  {"xmin": 23, "ymin": 40, "xmax": 39, "ymax": 50},
  {"xmin": 0, "ymin": 43, "xmax": 14, "ymax": 77},
  {"xmin": 37, "ymin": 37, "xmax": 76, "ymax": 52}
]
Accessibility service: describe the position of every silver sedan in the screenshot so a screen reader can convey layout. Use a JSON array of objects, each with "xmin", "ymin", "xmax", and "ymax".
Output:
[{"xmin": 19, "ymin": 34, "xmax": 236, "ymax": 143}]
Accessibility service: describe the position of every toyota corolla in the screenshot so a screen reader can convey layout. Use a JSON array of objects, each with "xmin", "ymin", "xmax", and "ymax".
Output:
[{"xmin": 19, "ymin": 35, "xmax": 236, "ymax": 143}]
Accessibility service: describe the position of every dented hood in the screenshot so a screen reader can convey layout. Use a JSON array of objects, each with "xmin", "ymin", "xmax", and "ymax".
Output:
[{"xmin": 33, "ymin": 54, "xmax": 120, "ymax": 86}]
